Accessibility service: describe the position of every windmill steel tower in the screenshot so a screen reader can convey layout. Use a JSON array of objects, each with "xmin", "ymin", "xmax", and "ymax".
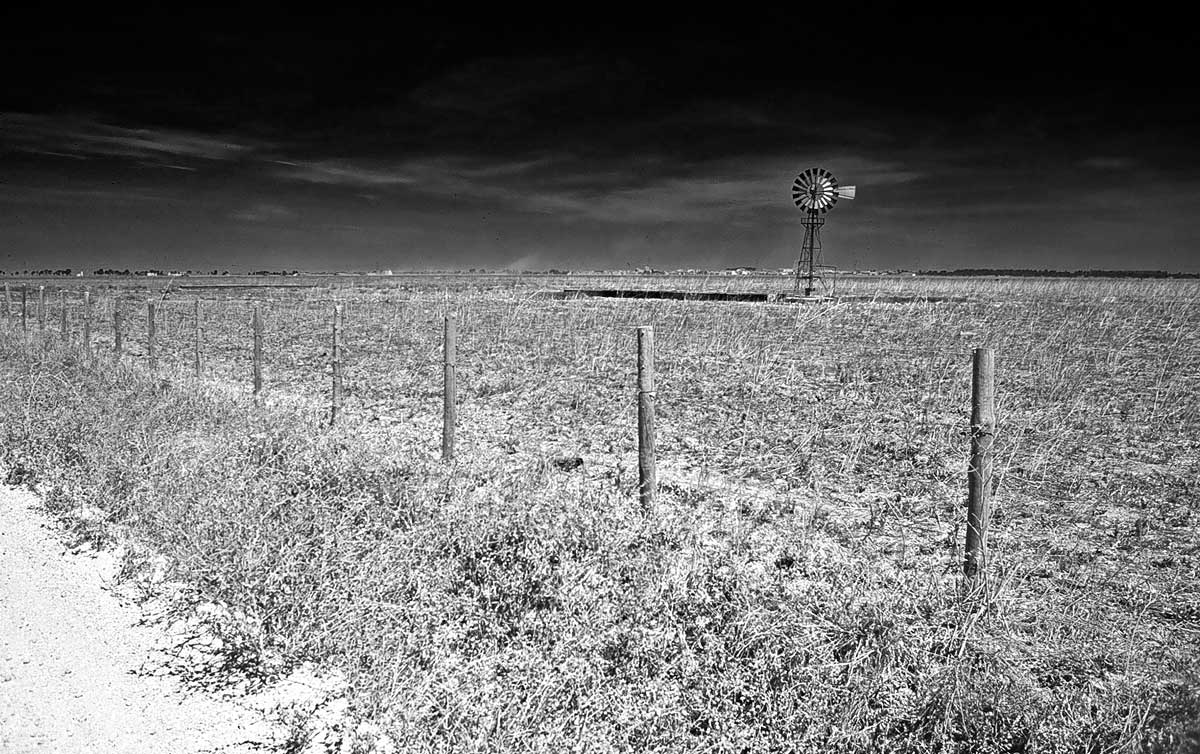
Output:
[{"xmin": 791, "ymin": 167, "xmax": 855, "ymax": 296}]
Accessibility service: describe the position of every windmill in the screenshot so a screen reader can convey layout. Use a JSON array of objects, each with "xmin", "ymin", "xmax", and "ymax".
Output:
[{"xmin": 791, "ymin": 167, "xmax": 855, "ymax": 296}]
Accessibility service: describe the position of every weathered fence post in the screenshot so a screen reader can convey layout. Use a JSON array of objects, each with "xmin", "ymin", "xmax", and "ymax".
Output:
[
  {"xmin": 21, "ymin": 286, "xmax": 28, "ymax": 332},
  {"xmin": 4, "ymin": 283, "xmax": 10, "ymax": 320},
  {"xmin": 37, "ymin": 286, "xmax": 46, "ymax": 333},
  {"xmin": 330, "ymin": 303, "xmax": 343, "ymax": 426},
  {"xmin": 193, "ymin": 300, "xmax": 202, "ymax": 377},
  {"xmin": 82, "ymin": 291, "xmax": 92, "ymax": 356},
  {"xmin": 443, "ymin": 314, "xmax": 456, "ymax": 461},
  {"xmin": 113, "ymin": 300, "xmax": 122, "ymax": 357},
  {"xmin": 147, "ymin": 301, "xmax": 157, "ymax": 372},
  {"xmin": 59, "ymin": 290, "xmax": 67, "ymax": 342},
  {"xmin": 637, "ymin": 326, "xmax": 656, "ymax": 511},
  {"xmin": 964, "ymin": 347, "xmax": 995, "ymax": 579},
  {"xmin": 252, "ymin": 305, "xmax": 263, "ymax": 397}
]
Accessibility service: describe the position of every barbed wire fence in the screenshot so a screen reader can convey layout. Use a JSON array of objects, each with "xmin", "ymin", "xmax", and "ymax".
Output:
[{"xmin": 1, "ymin": 283, "xmax": 1001, "ymax": 580}]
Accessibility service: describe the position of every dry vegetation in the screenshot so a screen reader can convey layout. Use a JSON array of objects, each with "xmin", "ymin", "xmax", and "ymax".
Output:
[{"xmin": 1, "ymin": 275, "xmax": 1198, "ymax": 752}]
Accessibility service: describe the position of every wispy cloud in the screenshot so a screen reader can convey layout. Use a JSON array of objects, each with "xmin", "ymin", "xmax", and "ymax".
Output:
[
  {"xmin": 411, "ymin": 153, "xmax": 918, "ymax": 223},
  {"xmin": 270, "ymin": 153, "xmax": 556, "ymax": 191},
  {"xmin": 0, "ymin": 113, "xmax": 260, "ymax": 162},
  {"xmin": 270, "ymin": 151, "xmax": 922, "ymax": 226},
  {"xmin": 271, "ymin": 159, "xmax": 417, "ymax": 186},
  {"xmin": 0, "ymin": 184, "xmax": 178, "ymax": 207},
  {"xmin": 533, "ymin": 156, "xmax": 920, "ymax": 224}
]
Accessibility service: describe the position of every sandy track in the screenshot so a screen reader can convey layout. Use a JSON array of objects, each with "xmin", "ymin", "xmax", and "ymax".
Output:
[{"xmin": 0, "ymin": 485, "xmax": 279, "ymax": 753}]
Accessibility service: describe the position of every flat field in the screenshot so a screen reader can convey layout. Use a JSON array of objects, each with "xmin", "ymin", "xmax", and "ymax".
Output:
[{"xmin": 2, "ymin": 274, "xmax": 1198, "ymax": 751}]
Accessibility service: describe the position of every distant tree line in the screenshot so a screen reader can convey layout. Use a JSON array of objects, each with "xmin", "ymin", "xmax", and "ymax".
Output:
[
  {"xmin": 0, "ymin": 268, "xmax": 77, "ymax": 276},
  {"xmin": 920, "ymin": 268, "xmax": 1199, "ymax": 279},
  {"xmin": 1, "ymin": 269, "xmax": 302, "ymax": 276},
  {"xmin": 95, "ymin": 269, "xmax": 169, "ymax": 276}
]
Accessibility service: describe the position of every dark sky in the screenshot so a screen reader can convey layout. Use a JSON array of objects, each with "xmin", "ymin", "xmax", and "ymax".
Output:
[{"xmin": 2, "ymin": 4, "xmax": 1197, "ymax": 272}]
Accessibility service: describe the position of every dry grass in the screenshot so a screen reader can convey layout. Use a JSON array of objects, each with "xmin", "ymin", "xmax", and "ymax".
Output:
[{"xmin": 1, "ymin": 275, "xmax": 1198, "ymax": 752}]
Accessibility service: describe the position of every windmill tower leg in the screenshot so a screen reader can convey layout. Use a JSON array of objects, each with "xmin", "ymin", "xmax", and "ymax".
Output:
[
  {"xmin": 796, "ymin": 210, "xmax": 821, "ymax": 297},
  {"xmin": 795, "ymin": 214, "xmax": 812, "ymax": 296},
  {"xmin": 805, "ymin": 211, "xmax": 817, "ymax": 296}
]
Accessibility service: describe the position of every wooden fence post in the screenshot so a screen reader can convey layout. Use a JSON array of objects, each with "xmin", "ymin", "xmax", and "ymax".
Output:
[
  {"xmin": 443, "ymin": 315, "xmax": 456, "ymax": 460},
  {"xmin": 59, "ymin": 290, "xmax": 67, "ymax": 342},
  {"xmin": 637, "ymin": 326, "xmax": 656, "ymax": 511},
  {"xmin": 38, "ymin": 286, "xmax": 45, "ymax": 333},
  {"xmin": 113, "ymin": 300, "xmax": 122, "ymax": 357},
  {"xmin": 252, "ymin": 306, "xmax": 263, "ymax": 397},
  {"xmin": 193, "ymin": 300, "xmax": 202, "ymax": 377},
  {"xmin": 4, "ymin": 283, "xmax": 10, "ymax": 320},
  {"xmin": 82, "ymin": 291, "xmax": 91, "ymax": 356},
  {"xmin": 330, "ymin": 303, "xmax": 343, "ymax": 426},
  {"xmin": 964, "ymin": 347, "xmax": 995, "ymax": 579},
  {"xmin": 21, "ymin": 286, "xmax": 27, "ymax": 332},
  {"xmin": 147, "ymin": 301, "xmax": 157, "ymax": 372}
]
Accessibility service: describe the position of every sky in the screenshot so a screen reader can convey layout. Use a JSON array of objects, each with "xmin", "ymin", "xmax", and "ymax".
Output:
[{"xmin": 1, "ymin": 4, "xmax": 1197, "ymax": 272}]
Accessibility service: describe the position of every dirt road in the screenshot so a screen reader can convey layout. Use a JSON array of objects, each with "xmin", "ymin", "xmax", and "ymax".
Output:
[{"xmin": 0, "ymin": 484, "xmax": 279, "ymax": 753}]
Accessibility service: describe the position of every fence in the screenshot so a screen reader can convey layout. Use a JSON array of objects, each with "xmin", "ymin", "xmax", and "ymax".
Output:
[{"xmin": 1, "ymin": 284, "xmax": 997, "ymax": 578}]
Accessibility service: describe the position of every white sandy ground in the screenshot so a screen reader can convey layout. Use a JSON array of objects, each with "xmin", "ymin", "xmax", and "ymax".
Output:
[{"xmin": 0, "ymin": 483, "xmax": 290, "ymax": 754}]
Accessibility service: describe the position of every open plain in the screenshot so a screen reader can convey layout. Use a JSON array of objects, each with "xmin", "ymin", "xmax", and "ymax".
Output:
[{"xmin": 1, "ymin": 273, "xmax": 1197, "ymax": 752}]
